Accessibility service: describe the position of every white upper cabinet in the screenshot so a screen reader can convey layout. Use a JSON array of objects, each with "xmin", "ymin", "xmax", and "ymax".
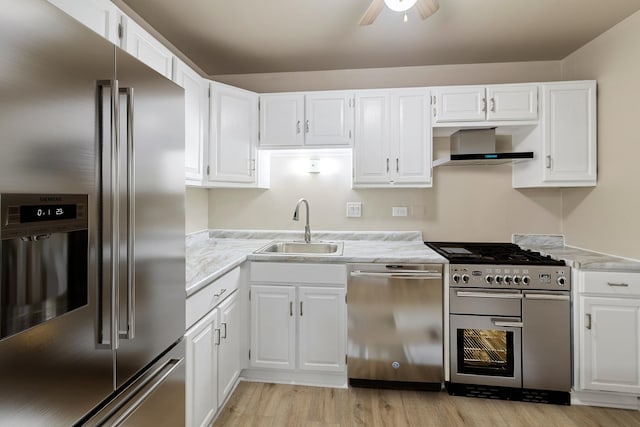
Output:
[
  {"xmin": 173, "ymin": 60, "xmax": 208, "ymax": 184},
  {"xmin": 47, "ymin": 0, "xmax": 122, "ymax": 45},
  {"xmin": 512, "ymin": 81, "xmax": 596, "ymax": 188},
  {"xmin": 433, "ymin": 84, "xmax": 538, "ymax": 123},
  {"xmin": 207, "ymin": 82, "xmax": 260, "ymax": 186},
  {"xmin": 259, "ymin": 94, "xmax": 305, "ymax": 147},
  {"xmin": 259, "ymin": 91, "xmax": 354, "ymax": 148},
  {"xmin": 353, "ymin": 89, "xmax": 432, "ymax": 188},
  {"xmin": 121, "ymin": 17, "xmax": 174, "ymax": 79}
]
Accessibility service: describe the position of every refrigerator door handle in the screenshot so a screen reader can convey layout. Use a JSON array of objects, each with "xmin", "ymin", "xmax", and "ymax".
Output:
[{"xmin": 119, "ymin": 87, "xmax": 135, "ymax": 340}]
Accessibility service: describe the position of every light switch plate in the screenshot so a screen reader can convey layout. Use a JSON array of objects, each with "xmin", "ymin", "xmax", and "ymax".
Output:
[
  {"xmin": 392, "ymin": 206, "xmax": 408, "ymax": 217},
  {"xmin": 346, "ymin": 202, "xmax": 362, "ymax": 218}
]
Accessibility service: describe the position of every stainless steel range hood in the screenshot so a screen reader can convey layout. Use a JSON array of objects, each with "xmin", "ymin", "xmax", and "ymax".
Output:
[{"xmin": 433, "ymin": 128, "xmax": 534, "ymax": 166}]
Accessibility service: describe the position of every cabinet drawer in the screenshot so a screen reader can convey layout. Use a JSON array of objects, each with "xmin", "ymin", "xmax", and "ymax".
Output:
[
  {"xmin": 250, "ymin": 262, "xmax": 346, "ymax": 285},
  {"xmin": 580, "ymin": 271, "xmax": 640, "ymax": 297},
  {"xmin": 186, "ymin": 267, "xmax": 241, "ymax": 328}
]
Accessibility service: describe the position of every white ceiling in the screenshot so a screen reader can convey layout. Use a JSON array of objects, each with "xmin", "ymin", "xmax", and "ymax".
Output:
[{"xmin": 119, "ymin": 0, "xmax": 640, "ymax": 76}]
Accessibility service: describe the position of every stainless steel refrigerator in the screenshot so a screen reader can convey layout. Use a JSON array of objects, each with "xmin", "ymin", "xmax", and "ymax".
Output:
[{"xmin": 0, "ymin": 0, "xmax": 186, "ymax": 425}]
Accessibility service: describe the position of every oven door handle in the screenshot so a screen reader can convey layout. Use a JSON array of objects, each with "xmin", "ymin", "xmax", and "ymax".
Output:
[
  {"xmin": 455, "ymin": 291, "xmax": 523, "ymax": 299},
  {"xmin": 492, "ymin": 319, "xmax": 524, "ymax": 328},
  {"xmin": 524, "ymin": 293, "xmax": 570, "ymax": 301}
]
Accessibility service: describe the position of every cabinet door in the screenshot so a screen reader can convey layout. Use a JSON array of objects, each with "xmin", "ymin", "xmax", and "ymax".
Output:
[
  {"xmin": 174, "ymin": 60, "xmax": 207, "ymax": 183},
  {"xmin": 250, "ymin": 285, "xmax": 296, "ymax": 370},
  {"xmin": 353, "ymin": 91, "xmax": 391, "ymax": 185},
  {"xmin": 47, "ymin": 0, "xmax": 121, "ymax": 45},
  {"xmin": 122, "ymin": 17, "xmax": 173, "ymax": 79},
  {"xmin": 390, "ymin": 89, "xmax": 432, "ymax": 186},
  {"xmin": 217, "ymin": 291, "xmax": 242, "ymax": 405},
  {"xmin": 433, "ymin": 86, "xmax": 486, "ymax": 122},
  {"xmin": 208, "ymin": 83, "xmax": 258, "ymax": 184},
  {"xmin": 304, "ymin": 92, "xmax": 354, "ymax": 146},
  {"xmin": 298, "ymin": 286, "xmax": 346, "ymax": 372},
  {"xmin": 259, "ymin": 94, "xmax": 304, "ymax": 147},
  {"xmin": 486, "ymin": 85, "xmax": 538, "ymax": 121},
  {"xmin": 185, "ymin": 309, "xmax": 219, "ymax": 427},
  {"xmin": 542, "ymin": 82, "xmax": 597, "ymax": 184},
  {"xmin": 580, "ymin": 296, "xmax": 640, "ymax": 393}
]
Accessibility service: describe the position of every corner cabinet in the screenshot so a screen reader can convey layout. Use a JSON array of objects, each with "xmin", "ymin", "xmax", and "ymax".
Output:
[
  {"xmin": 353, "ymin": 88, "xmax": 432, "ymax": 188},
  {"xmin": 512, "ymin": 81, "xmax": 596, "ymax": 188},
  {"xmin": 259, "ymin": 91, "xmax": 354, "ymax": 148},
  {"xmin": 246, "ymin": 262, "xmax": 347, "ymax": 387},
  {"xmin": 207, "ymin": 82, "xmax": 267, "ymax": 187},
  {"xmin": 173, "ymin": 59, "xmax": 208, "ymax": 184},
  {"xmin": 573, "ymin": 270, "xmax": 640, "ymax": 408}
]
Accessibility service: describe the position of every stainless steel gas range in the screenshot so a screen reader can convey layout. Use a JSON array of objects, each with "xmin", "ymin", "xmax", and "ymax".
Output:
[{"xmin": 426, "ymin": 242, "xmax": 571, "ymax": 405}]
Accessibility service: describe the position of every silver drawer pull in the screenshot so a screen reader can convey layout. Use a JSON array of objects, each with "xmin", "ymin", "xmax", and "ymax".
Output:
[
  {"xmin": 607, "ymin": 282, "xmax": 629, "ymax": 287},
  {"xmin": 214, "ymin": 288, "xmax": 227, "ymax": 298},
  {"xmin": 456, "ymin": 291, "xmax": 523, "ymax": 299}
]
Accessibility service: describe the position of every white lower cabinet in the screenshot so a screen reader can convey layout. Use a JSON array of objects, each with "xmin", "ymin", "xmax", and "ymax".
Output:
[
  {"xmin": 185, "ymin": 269, "xmax": 242, "ymax": 427},
  {"xmin": 247, "ymin": 262, "xmax": 347, "ymax": 384},
  {"xmin": 574, "ymin": 270, "xmax": 640, "ymax": 407}
]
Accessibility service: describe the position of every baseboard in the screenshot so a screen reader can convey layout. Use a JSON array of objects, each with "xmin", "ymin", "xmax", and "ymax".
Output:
[
  {"xmin": 240, "ymin": 368, "xmax": 347, "ymax": 389},
  {"xmin": 571, "ymin": 389, "xmax": 640, "ymax": 410}
]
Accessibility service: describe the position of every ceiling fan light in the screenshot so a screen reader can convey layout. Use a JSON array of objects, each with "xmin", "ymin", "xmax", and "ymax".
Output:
[{"xmin": 384, "ymin": 0, "xmax": 418, "ymax": 13}]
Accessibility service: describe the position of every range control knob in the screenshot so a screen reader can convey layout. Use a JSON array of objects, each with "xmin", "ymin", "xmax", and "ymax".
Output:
[
  {"xmin": 557, "ymin": 276, "xmax": 567, "ymax": 287},
  {"xmin": 522, "ymin": 275, "xmax": 531, "ymax": 286},
  {"xmin": 485, "ymin": 275, "xmax": 494, "ymax": 284},
  {"xmin": 494, "ymin": 275, "xmax": 503, "ymax": 284},
  {"xmin": 452, "ymin": 274, "xmax": 461, "ymax": 284},
  {"xmin": 462, "ymin": 274, "xmax": 470, "ymax": 284},
  {"xmin": 513, "ymin": 276, "xmax": 521, "ymax": 285},
  {"xmin": 504, "ymin": 275, "xmax": 512, "ymax": 285}
]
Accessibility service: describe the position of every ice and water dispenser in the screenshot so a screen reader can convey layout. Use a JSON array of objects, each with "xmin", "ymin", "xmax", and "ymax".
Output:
[{"xmin": 0, "ymin": 194, "xmax": 88, "ymax": 339}]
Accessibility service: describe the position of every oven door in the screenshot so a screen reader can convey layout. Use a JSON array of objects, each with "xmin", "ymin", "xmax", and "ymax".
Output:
[{"xmin": 450, "ymin": 314, "xmax": 522, "ymax": 388}]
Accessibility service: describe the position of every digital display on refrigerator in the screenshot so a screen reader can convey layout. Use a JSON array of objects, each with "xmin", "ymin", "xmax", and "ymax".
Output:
[{"xmin": 19, "ymin": 204, "xmax": 77, "ymax": 223}]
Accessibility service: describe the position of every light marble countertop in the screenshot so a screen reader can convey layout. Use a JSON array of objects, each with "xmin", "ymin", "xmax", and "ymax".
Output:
[
  {"xmin": 513, "ymin": 234, "xmax": 640, "ymax": 272},
  {"xmin": 186, "ymin": 229, "xmax": 447, "ymax": 296}
]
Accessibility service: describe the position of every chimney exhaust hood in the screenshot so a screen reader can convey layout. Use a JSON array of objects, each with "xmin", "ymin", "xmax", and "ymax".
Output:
[{"xmin": 433, "ymin": 128, "xmax": 534, "ymax": 166}]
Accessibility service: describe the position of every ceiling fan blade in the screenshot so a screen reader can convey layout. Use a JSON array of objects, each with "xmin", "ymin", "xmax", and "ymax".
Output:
[
  {"xmin": 359, "ymin": 0, "xmax": 385, "ymax": 26},
  {"xmin": 415, "ymin": 0, "xmax": 440, "ymax": 20}
]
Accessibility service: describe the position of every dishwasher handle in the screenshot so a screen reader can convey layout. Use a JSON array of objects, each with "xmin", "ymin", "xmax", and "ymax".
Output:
[{"xmin": 349, "ymin": 270, "xmax": 442, "ymax": 280}]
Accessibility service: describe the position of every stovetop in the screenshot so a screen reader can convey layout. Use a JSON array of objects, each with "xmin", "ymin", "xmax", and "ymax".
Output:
[{"xmin": 425, "ymin": 241, "xmax": 566, "ymax": 266}]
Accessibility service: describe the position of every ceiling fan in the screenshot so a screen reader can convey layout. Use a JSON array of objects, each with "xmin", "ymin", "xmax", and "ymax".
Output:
[{"xmin": 360, "ymin": 0, "xmax": 440, "ymax": 25}]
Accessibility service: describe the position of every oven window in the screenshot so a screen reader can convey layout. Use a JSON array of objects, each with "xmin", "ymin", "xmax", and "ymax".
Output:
[{"xmin": 457, "ymin": 328, "xmax": 514, "ymax": 377}]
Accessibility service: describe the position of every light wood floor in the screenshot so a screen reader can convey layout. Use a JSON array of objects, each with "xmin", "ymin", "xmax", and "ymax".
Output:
[{"xmin": 213, "ymin": 381, "xmax": 640, "ymax": 427}]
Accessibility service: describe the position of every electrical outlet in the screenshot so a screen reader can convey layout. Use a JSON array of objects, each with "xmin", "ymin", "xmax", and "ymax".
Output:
[
  {"xmin": 392, "ymin": 206, "xmax": 408, "ymax": 217},
  {"xmin": 346, "ymin": 202, "xmax": 362, "ymax": 218}
]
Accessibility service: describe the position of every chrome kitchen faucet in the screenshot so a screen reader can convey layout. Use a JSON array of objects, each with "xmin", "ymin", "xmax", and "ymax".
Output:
[{"xmin": 292, "ymin": 198, "xmax": 311, "ymax": 243}]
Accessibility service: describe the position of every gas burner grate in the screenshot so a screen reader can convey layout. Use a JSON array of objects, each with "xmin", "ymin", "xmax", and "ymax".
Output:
[{"xmin": 425, "ymin": 242, "xmax": 566, "ymax": 266}]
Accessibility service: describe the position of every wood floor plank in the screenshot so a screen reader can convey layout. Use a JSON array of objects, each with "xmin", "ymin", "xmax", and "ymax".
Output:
[{"xmin": 213, "ymin": 382, "xmax": 640, "ymax": 427}]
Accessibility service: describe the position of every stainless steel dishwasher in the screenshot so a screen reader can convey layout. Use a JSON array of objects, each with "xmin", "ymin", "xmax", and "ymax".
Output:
[{"xmin": 347, "ymin": 263, "xmax": 444, "ymax": 390}]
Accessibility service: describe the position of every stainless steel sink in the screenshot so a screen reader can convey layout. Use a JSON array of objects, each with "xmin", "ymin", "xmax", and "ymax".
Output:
[{"xmin": 254, "ymin": 241, "xmax": 343, "ymax": 256}]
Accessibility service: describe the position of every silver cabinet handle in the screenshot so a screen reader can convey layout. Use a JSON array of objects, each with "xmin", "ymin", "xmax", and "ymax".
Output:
[
  {"xmin": 290, "ymin": 301, "xmax": 293, "ymax": 317},
  {"xmin": 214, "ymin": 288, "xmax": 227, "ymax": 298},
  {"xmin": 492, "ymin": 319, "xmax": 523, "ymax": 328},
  {"xmin": 546, "ymin": 155, "xmax": 552, "ymax": 169},
  {"xmin": 296, "ymin": 120, "xmax": 301, "ymax": 134},
  {"xmin": 300, "ymin": 301, "xmax": 303, "ymax": 316},
  {"xmin": 215, "ymin": 328, "xmax": 221, "ymax": 345},
  {"xmin": 221, "ymin": 322, "xmax": 227, "ymax": 339},
  {"xmin": 585, "ymin": 313, "xmax": 592, "ymax": 330},
  {"xmin": 524, "ymin": 293, "xmax": 570, "ymax": 301},
  {"xmin": 607, "ymin": 282, "xmax": 629, "ymax": 287},
  {"xmin": 456, "ymin": 291, "xmax": 523, "ymax": 299},
  {"xmin": 120, "ymin": 86, "xmax": 135, "ymax": 341},
  {"xmin": 305, "ymin": 119, "xmax": 310, "ymax": 133},
  {"xmin": 386, "ymin": 158, "xmax": 389, "ymax": 172},
  {"xmin": 396, "ymin": 158, "xmax": 399, "ymax": 173},
  {"xmin": 481, "ymin": 98, "xmax": 487, "ymax": 112},
  {"xmin": 490, "ymin": 97, "xmax": 496, "ymax": 112}
]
